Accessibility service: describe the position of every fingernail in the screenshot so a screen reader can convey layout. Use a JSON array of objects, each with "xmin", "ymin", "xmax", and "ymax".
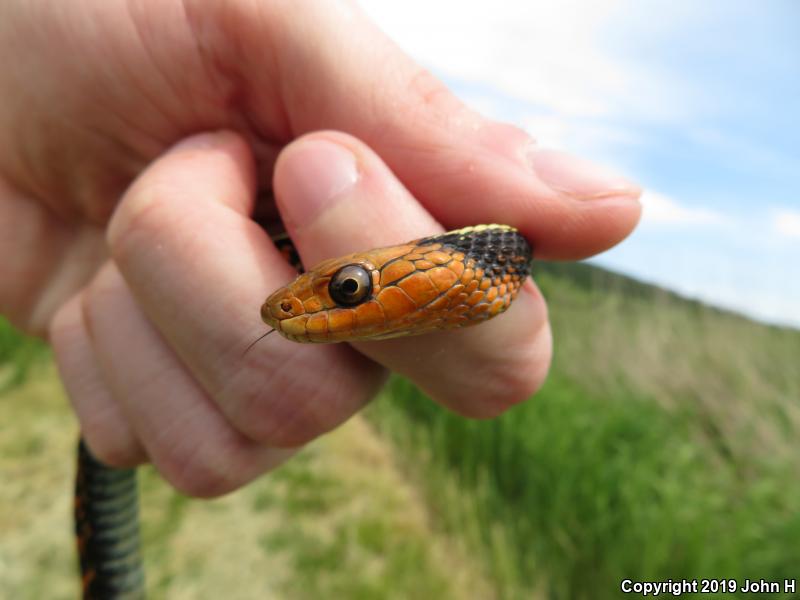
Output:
[
  {"xmin": 527, "ymin": 148, "xmax": 641, "ymax": 200},
  {"xmin": 276, "ymin": 139, "xmax": 360, "ymax": 228}
]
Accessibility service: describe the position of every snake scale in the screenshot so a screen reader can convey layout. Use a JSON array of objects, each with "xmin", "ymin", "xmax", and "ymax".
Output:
[{"xmin": 75, "ymin": 224, "xmax": 533, "ymax": 598}]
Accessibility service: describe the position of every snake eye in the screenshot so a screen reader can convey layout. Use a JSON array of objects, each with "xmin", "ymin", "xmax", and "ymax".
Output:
[{"xmin": 329, "ymin": 264, "xmax": 372, "ymax": 307}]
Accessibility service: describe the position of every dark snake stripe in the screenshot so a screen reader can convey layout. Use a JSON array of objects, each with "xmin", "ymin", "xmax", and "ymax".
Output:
[{"xmin": 75, "ymin": 440, "xmax": 145, "ymax": 599}]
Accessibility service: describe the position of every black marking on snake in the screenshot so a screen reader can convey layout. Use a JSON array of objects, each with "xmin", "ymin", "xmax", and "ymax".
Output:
[
  {"xmin": 417, "ymin": 227, "xmax": 533, "ymax": 279},
  {"xmin": 75, "ymin": 440, "xmax": 145, "ymax": 599}
]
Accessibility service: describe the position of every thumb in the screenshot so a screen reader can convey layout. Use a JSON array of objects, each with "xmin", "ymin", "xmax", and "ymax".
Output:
[{"xmin": 213, "ymin": 0, "xmax": 642, "ymax": 258}]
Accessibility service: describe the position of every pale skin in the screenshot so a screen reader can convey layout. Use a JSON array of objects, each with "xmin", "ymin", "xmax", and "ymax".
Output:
[{"xmin": 0, "ymin": 0, "xmax": 641, "ymax": 497}]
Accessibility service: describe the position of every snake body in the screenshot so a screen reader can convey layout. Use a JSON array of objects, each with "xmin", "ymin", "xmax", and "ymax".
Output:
[
  {"xmin": 75, "ymin": 224, "xmax": 532, "ymax": 598},
  {"xmin": 75, "ymin": 441, "xmax": 144, "ymax": 599}
]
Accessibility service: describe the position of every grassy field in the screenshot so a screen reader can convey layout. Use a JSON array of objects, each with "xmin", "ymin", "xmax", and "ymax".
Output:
[
  {"xmin": 1, "ymin": 364, "xmax": 490, "ymax": 599},
  {"xmin": 370, "ymin": 263, "xmax": 800, "ymax": 598},
  {"xmin": 2, "ymin": 261, "xmax": 799, "ymax": 598}
]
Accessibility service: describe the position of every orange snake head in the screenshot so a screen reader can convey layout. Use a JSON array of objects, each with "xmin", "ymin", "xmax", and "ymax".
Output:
[{"xmin": 260, "ymin": 225, "xmax": 532, "ymax": 343}]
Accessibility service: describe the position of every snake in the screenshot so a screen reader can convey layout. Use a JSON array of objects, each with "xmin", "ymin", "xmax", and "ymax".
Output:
[{"xmin": 74, "ymin": 224, "xmax": 533, "ymax": 598}]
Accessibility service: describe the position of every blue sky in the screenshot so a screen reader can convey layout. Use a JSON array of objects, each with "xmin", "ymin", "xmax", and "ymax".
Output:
[{"xmin": 362, "ymin": 0, "xmax": 799, "ymax": 328}]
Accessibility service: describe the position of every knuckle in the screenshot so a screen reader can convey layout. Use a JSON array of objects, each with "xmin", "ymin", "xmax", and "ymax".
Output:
[
  {"xmin": 474, "ymin": 322, "xmax": 553, "ymax": 418},
  {"xmin": 440, "ymin": 318, "xmax": 552, "ymax": 419},
  {"xmin": 237, "ymin": 381, "xmax": 338, "ymax": 448},
  {"xmin": 224, "ymin": 355, "xmax": 373, "ymax": 449},
  {"xmin": 80, "ymin": 269, "xmax": 114, "ymax": 331},
  {"xmin": 107, "ymin": 182, "xmax": 176, "ymax": 265},
  {"xmin": 155, "ymin": 440, "xmax": 245, "ymax": 499},
  {"xmin": 406, "ymin": 67, "xmax": 461, "ymax": 113},
  {"xmin": 81, "ymin": 424, "xmax": 144, "ymax": 469}
]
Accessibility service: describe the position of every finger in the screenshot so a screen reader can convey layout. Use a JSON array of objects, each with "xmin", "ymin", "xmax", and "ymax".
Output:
[
  {"xmin": 273, "ymin": 131, "xmax": 551, "ymax": 416},
  {"xmin": 219, "ymin": 0, "xmax": 641, "ymax": 259},
  {"xmin": 81, "ymin": 261, "xmax": 294, "ymax": 497},
  {"xmin": 108, "ymin": 131, "xmax": 386, "ymax": 448},
  {"xmin": 0, "ymin": 177, "xmax": 108, "ymax": 335},
  {"xmin": 49, "ymin": 291, "xmax": 145, "ymax": 467}
]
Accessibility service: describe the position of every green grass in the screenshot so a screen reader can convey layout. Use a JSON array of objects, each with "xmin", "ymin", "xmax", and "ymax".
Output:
[
  {"xmin": 2, "ymin": 262, "xmax": 799, "ymax": 599},
  {"xmin": 0, "ymin": 315, "xmax": 49, "ymax": 391},
  {"xmin": 1, "ymin": 358, "xmax": 490, "ymax": 599}
]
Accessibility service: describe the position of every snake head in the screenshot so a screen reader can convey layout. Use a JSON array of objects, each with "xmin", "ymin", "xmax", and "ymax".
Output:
[
  {"xmin": 260, "ymin": 226, "xmax": 532, "ymax": 344},
  {"xmin": 260, "ymin": 254, "xmax": 384, "ymax": 343}
]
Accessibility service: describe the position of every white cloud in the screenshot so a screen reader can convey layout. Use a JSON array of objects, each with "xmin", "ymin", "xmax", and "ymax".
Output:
[
  {"xmin": 516, "ymin": 112, "xmax": 646, "ymax": 159},
  {"xmin": 359, "ymin": 0, "xmax": 697, "ymax": 123},
  {"xmin": 772, "ymin": 209, "xmax": 800, "ymax": 238},
  {"xmin": 640, "ymin": 191, "xmax": 731, "ymax": 227},
  {"xmin": 518, "ymin": 114, "xmax": 571, "ymax": 149}
]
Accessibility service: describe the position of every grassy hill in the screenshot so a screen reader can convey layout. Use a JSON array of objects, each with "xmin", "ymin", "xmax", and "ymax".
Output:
[
  {"xmin": 370, "ymin": 262, "xmax": 800, "ymax": 598},
  {"xmin": 2, "ymin": 261, "xmax": 799, "ymax": 599}
]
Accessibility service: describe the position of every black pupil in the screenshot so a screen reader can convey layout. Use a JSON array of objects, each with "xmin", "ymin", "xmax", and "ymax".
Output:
[
  {"xmin": 329, "ymin": 265, "xmax": 372, "ymax": 307},
  {"xmin": 342, "ymin": 278, "xmax": 358, "ymax": 295}
]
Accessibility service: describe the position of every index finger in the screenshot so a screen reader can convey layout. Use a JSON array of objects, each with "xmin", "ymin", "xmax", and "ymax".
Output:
[
  {"xmin": 108, "ymin": 131, "xmax": 386, "ymax": 447},
  {"xmin": 224, "ymin": 0, "xmax": 642, "ymax": 258}
]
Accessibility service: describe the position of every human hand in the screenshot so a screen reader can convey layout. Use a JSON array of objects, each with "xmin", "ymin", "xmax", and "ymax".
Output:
[{"xmin": 0, "ymin": 0, "xmax": 640, "ymax": 496}]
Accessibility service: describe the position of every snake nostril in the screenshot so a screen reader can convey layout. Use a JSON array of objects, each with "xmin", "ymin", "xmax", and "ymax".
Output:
[{"xmin": 280, "ymin": 300, "xmax": 292, "ymax": 313}]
